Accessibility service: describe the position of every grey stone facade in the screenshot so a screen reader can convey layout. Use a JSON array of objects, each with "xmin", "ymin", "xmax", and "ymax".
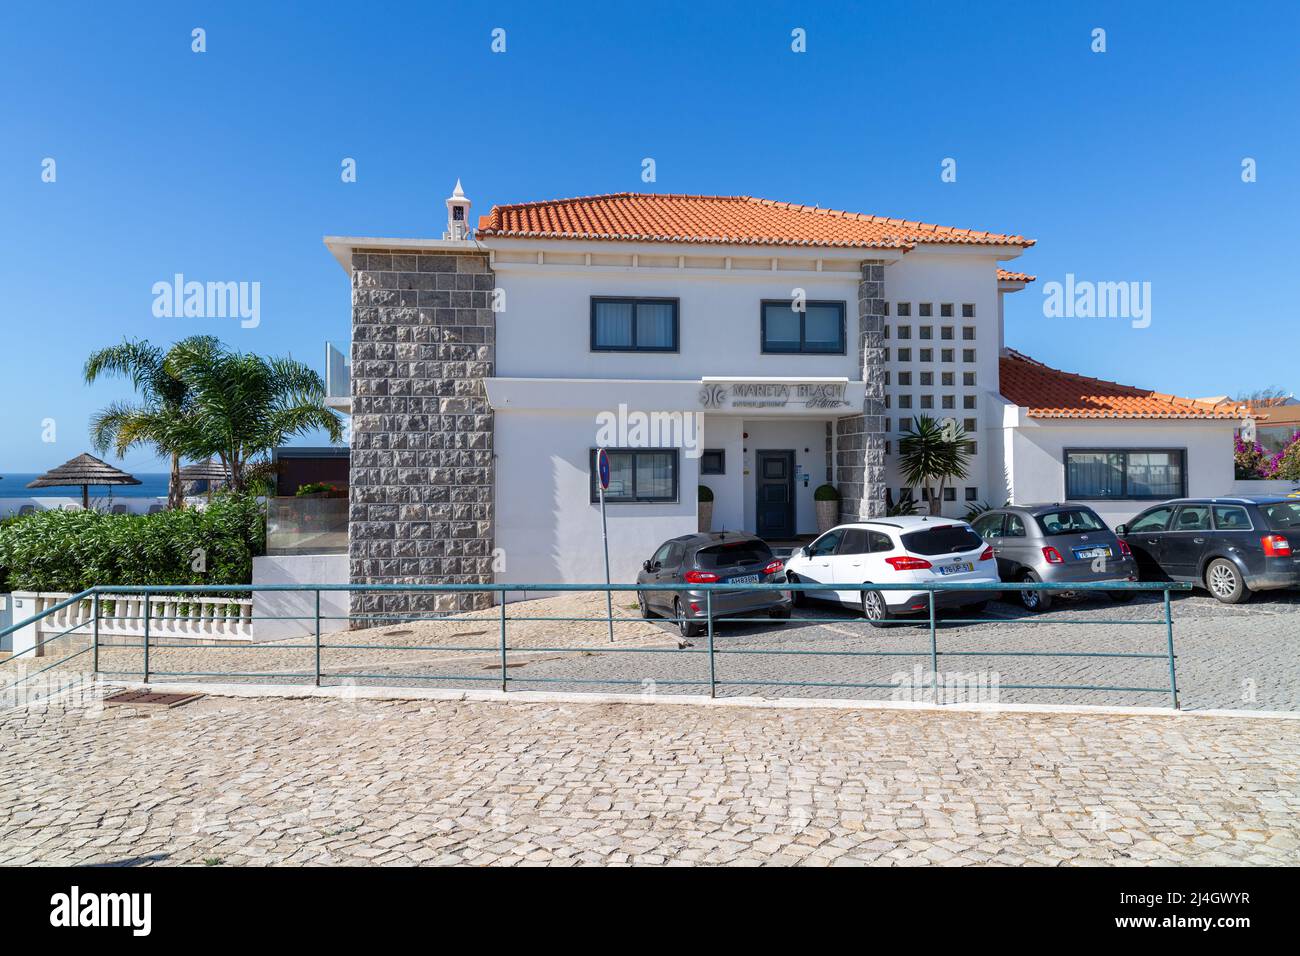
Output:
[
  {"xmin": 836, "ymin": 260, "xmax": 887, "ymax": 521},
  {"xmin": 348, "ymin": 248, "xmax": 496, "ymax": 622}
]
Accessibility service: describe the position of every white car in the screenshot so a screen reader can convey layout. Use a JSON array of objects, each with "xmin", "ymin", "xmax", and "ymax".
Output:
[{"xmin": 783, "ymin": 516, "xmax": 1000, "ymax": 626}]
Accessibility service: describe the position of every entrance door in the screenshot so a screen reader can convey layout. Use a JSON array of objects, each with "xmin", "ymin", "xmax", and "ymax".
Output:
[{"xmin": 755, "ymin": 450, "xmax": 795, "ymax": 539}]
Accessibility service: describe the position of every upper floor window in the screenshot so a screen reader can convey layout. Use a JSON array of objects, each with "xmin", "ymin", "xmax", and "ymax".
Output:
[
  {"xmin": 760, "ymin": 300, "xmax": 846, "ymax": 354},
  {"xmin": 591, "ymin": 297, "xmax": 679, "ymax": 352}
]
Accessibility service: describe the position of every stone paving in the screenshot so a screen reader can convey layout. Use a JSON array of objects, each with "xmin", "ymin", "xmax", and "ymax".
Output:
[{"xmin": 0, "ymin": 690, "xmax": 1297, "ymax": 866}]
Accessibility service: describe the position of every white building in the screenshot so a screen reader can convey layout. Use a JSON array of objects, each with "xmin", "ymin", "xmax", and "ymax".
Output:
[{"xmin": 322, "ymin": 186, "xmax": 1247, "ymax": 606}]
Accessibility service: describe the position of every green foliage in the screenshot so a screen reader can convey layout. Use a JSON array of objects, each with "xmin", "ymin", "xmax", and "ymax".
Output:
[
  {"xmin": 1277, "ymin": 439, "xmax": 1300, "ymax": 481},
  {"xmin": 963, "ymin": 499, "xmax": 1010, "ymax": 522},
  {"xmin": 296, "ymin": 482, "xmax": 342, "ymax": 496},
  {"xmin": 885, "ymin": 489, "xmax": 920, "ymax": 516},
  {"xmin": 0, "ymin": 496, "xmax": 265, "ymax": 593},
  {"xmin": 813, "ymin": 483, "xmax": 839, "ymax": 502},
  {"xmin": 697, "ymin": 484, "xmax": 714, "ymax": 503},
  {"xmin": 897, "ymin": 416, "xmax": 972, "ymax": 515}
]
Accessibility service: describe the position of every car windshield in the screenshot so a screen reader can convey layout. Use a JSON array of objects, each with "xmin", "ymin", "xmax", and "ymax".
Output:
[
  {"xmin": 1261, "ymin": 501, "xmax": 1300, "ymax": 530},
  {"xmin": 1035, "ymin": 509, "xmax": 1106, "ymax": 536},
  {"xmin": 900, "ymin": 525, "xmax": 983, "ymax": 556},
  {"xmin": 695, "ymin": 541, "xmax": 773, "ymax": 569}
]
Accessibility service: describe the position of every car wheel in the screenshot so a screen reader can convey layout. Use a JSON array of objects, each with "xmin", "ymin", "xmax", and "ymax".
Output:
[
  {"xmin": 674, "ymin": 598, "xmax": 703, "ymax": 638},
  {"xmin": 1205, "ymin": 559, "xmax": 1251, "ymax": 604},
  {"xmin": 1018, "ymin": 572, "xmax": 1052, "ymax": 612},
  {"xmin": 861, "ymin": 588, "xmax": 893, "ymax": 628},
  {"xmin": 637, "ymin": 591, "xmax": 654, "ymax": 618},
  {"xmin": 769, "ymin": 605, "xmax": 791, "ymax": 621},
  {"xmin": 787, "ymin": 572, "xmax": 806, "ymax": 607},
  {"xmin": 1107, "ymin": 590, "xmax": 1137, "ymax": 603}
]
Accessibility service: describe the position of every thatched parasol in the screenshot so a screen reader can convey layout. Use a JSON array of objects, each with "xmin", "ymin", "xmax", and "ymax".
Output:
[
  {"xmin": 26, "ymin": 453, "xmax": 141, "ymax": 509},
  {"xmin": 180, "ymin": 458, "xmax": 232, "ymax": 499}
]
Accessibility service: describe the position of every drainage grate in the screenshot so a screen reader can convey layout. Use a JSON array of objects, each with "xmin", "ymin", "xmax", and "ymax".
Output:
[{"xmin": 104, "ymin": 690, "xmax": 204, "ymax": 709}]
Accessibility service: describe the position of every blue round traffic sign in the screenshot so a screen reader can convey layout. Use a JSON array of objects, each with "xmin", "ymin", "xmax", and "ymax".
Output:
[{"xmin": 597, "ymin": 448, "xmax": 610, "ymax": 491}]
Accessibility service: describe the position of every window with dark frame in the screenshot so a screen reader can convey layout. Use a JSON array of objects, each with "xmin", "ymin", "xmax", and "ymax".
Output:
[
  {"xmin": 591, "ymin": 297, "xmax": 679, "ymax": 351},
  {"xmin": 1064, "ymin": 449, "xmax": 1187, "ymax": 500},
  {"xmin": 760, "ymin": 300, "xmax": 846, "ymax": 354},
  {"xmin": 589, "ymin": 448, "xmax": 679, "ymax": 502},
  {"xmin": 700, "ymin": 449, "xmax": 725, "ymax": 475}
]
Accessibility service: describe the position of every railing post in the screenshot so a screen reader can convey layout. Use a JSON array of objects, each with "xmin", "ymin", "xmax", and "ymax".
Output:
[
  {"xmin": 1164, "ymin": 588, "xmax": 1179, "ymax": 710},
  {"xmin": 499, "ymin": 591, "xmax": 508, "ymax": 693},
  {"xmin": 142, "ymin": 590, "xmax": 150, "ymax": 684},
  {"xmin": 313, "ymin": 589, "xmax": 322, "ymax": 688},
  {"xmin": 928, "ymin": 588, "xmax": 941, "ymax": 705},
  {"xmin": 92, "ymin": 592, "xmax": 99, "ymax": 676},
  {"xmin": 706, "ymin": 590, "xmax": 716, "ymax": 699}
]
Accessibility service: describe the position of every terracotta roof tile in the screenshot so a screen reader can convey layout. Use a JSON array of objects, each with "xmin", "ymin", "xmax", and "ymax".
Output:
[
  {"xmin": 997, "ymin": 269, "xmax": 1036, "ymax": 282},
  {"xmin": 999, "ymin": 349, "xmax": 1248, "ymax": 420},
  {"xmin": 478, "ymin": 193, "xmax": 1034, "ymax": 250}
]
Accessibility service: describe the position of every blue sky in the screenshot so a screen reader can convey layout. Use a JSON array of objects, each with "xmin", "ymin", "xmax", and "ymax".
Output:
[{"xmin": 1, "ymin": 0, "xmax": 1296, "ymax": 471}]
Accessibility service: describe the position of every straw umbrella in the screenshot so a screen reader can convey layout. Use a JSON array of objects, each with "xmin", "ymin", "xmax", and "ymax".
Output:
[
  {"xmin": 25, "ymin": 453, "xmax": 141, "ymax": 509},
  {"xmin": 179, "ymin": 457, "xmax": 232, "ymax": 500}
]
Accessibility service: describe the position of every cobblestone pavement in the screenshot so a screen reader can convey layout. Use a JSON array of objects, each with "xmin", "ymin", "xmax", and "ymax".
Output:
[
  {"xmin": 4, "ymin": 590, "xmax": 1297, "ymax": 711},
  {"xmin": 1, "ymin": 691, "xmax": 1296, "ymax": 866}
]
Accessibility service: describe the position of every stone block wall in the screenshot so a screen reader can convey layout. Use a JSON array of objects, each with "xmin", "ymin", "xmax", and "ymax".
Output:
[
  {"xmin": 348, "ymin": 248, "xmax": 495, "ymax": 623},
  {"xmin": 836, "ymin": 260, "xmax": 887, "ymax": 521}
]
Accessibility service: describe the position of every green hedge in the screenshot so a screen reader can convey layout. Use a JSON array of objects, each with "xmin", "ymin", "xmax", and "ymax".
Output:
[{"xmin": 0, "ymin": 495, "xmax": 266, "ymax": 593}]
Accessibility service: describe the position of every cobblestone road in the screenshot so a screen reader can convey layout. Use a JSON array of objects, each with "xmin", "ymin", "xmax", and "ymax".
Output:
[{"xmin": 1, "ymin": 692, "xmax": 1297, "ymax": 866}]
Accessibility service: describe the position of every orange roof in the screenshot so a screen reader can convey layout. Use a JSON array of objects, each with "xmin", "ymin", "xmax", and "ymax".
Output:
[
  {"xmin": 997, "ymin": 269, "xmax": 1036, "ymax": 282},
  {"xmin": 477, "ymin": 193, "xmax": 1034, "ymax": 250},
  {"xmin": 999, "ymin": 349, "xmax": 1249, "ymax": 420}
]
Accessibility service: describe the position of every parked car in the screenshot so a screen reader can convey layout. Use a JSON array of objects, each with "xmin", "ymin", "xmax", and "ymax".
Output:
[
  {"xmin": 636, "ymin": 531, "xmax": 791, "ymax": 638},
  {"xmin": 969, "ymin": 503, "xmax": 1138, "ymax": 611},
  {"xmin": 783, "ymin": 516, "xmax": 999, "ymax": 627},
  {"xmin": 1115, "ymin": 495, "xmax": 1300, "ymax": 603}
]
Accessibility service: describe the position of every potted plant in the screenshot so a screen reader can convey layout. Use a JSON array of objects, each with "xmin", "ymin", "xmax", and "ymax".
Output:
[
  {"xmin": 698, "ymin": 484, "xmax": 714, "ymax": 533},
  {"xmin": 814, "ymin": 483, "xmax": 839, "ymax": 532}
]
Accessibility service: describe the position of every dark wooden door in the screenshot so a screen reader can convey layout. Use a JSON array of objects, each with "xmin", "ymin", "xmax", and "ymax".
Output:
[{"xmin": 755, "ymin": 451, "xmax": 795, "ymax": 539}]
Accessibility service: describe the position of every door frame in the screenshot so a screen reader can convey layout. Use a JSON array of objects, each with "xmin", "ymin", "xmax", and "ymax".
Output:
[{"xmin": 755, "ymin": 449, "xmax": 796, "ymax": 539}]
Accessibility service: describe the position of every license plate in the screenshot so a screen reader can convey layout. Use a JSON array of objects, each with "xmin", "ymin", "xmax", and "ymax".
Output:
[
  {"xmin": 1073, "ymin": 546, "xmax": 1112, "ymax": 560},
  {"xmin": 729, "ymin": 574, "xmax": 760, "ymax": 585},
  {"xmin": 938, "ymin": 562, "xmax": 974, "ymax": 575}
]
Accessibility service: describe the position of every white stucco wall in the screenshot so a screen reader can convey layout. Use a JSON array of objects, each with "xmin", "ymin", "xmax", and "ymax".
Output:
[
  {"xmin": 996, "ymin": 418, "xmax": 1238, "ymax": 527},
  {"xmin": 698, "ymin": 416, "xmax": 744, "ymax": 532},
  {"xmin": 251, "ymin": 554, "xmax": 350, "ymax": 641},
  {"xmin": 739, "ymin": 418, "xmax": 829, "ymax": 535}
]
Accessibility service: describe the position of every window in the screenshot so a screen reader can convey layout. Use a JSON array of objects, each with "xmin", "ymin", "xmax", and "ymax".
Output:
[
  {"xmin": 867, "ymin": 531, "xmax": 894, "ymax": 553},
  {"xmin": 920, "ymin": 348, "xmax": 933, "ymax": 362},
  {"xmin": 941, "ymin": 372, "xmax": 954, "ymax": 387},
  {"xmin": 898, "ymin": 371, "xmax": 912, "ymax": 386},
  {"xmin": 972, "ymin": 513, "xmax": 1003, "ymax": 538},
  {"xmin": 965, "ymin": 440, "xmax": 977, "ymax": 455},
  {"xmin": 1005, "ymin": 514, "xmax": 1027, "ymax": 537},
  {"xmin": 896, "ymin": 302, "xmax": 911, "ymax": 317},
  {"xmin": 963, "ymin": 372, "xmax": 976, "ymax": 386},
  {"xmin": 941, "ymin": 303, "xmax": 954, "ymax": 318},
  {"xmin": 942, "ymin": 395, "xmax": 955, "ymax": 410},
  {"xmin": 808, "ymin": 529, "xmax": 844, "ymax": 557},
  {"xmin": 962, "ymin": 348, "xmax": 976, "ymax": 363},
  {"xmin": 883, "ymin": 325, "xmax": 891, "ymax": 339},
  {"xmin": 965, "ymin": 487, "xmax": 978, "ymax": 501},
  {"xmin": 943, "ymin": 488, "xmax": 956, "ymax": 502},
  {"xmin": 941, "ymin": 349, "xmax": 954, "ymax": 363},
  {"xmin": 839, "ymin": 529, "xmax": 869, "ymax": 555},
  {"xmin": 761, "ymin": 300, "xmax": 846, "ymax": 354},
  {"xmin": 898, "ymin": 487, "xmax": 914, "ymax": 502},
  {"xmin": 1172, "ymin": 505, "xmax": 1211, "ymax": 532},
  {"xmin": 1129, "ymin": 507, "xmax": 1174, "ymax": 533},
  {"xmin": 920, "ymin": 395, "xmax": 933, "ymax": 409},
  {"xmin": 964, "ymin": 418, "xmax": 977, "ymax": 431},
  {"xmin": 700, "ymin": 449, "xmax": 725, "ymax": 475},
  {"xmin": 589, "ymin": 448, "xmax": 678, "ymax": 502},
  {"xmin": 883, "ymin": 371, "xmax": 891, "ymax": 386},
  {"xmin": 1261, "ymin": 501, "xmax": 1300, "ymax": 530},
  {"xmin": 883, "ymin": 302, "xmax": 892, "ymax": 316},
  {"xmin": 919, "ymin": 303, "xmax": 933, "ymax": 317},
  {"xmin": 962, "ymin": 303, "xmax": 976, "ymax": 318},
  {"xmin": 1212, "ymin": 506, "xmax": 1252, "ymax": 531},
  {"xmin": 898, "ymin": 348, "xmax": 912, "ymax": 362},
  {"xmin": 962, "ymin": 326, "xmax": 976, "ymax": 341},
  {"xmin": 899, "ymin": 394, "xmax": 913, "ymax": 409},
  {"xmin": 919, "ymin": 326, "xmax": 933, "ymax": 340},
  {"xmin": 1064, "ymin": 449, "xmax": 1187, "ymax": 500},
  {"xmin": 902, "ymin": 524, "xmax": 983, "ymax": 555},
  {"xmin": 697, "ymin": 540, "xmax": 774, "ymax": 569},
  {"xmin": 1036, "ymin": 509, "xmax": 1107, "ymax": 536},
  {"xmin": 963, "ymin": 395, "xmax": 977, "ymax": 409},
  {"xmin": 899, "ymin": 419, "xmax": 913, "ymax": 433},
  {"xmin": 941, "ymin": 326, "xmax": 954, "ymax": 340},
  {"xmin": 920, "ymin": 372, "xmax": 933, "ymax": 386},
  {"xmin": 591, "ymin": 297, "xmax": 679, "ymax": 351},
  {"xmin": 897, "ymin": 325, "xmax": 912, "ymax": 340}
]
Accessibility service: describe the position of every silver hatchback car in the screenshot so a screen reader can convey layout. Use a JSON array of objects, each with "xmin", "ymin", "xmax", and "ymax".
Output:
[{"xmin": 969, "ymin": 503, "xmax": 1139, "ymax": 611}]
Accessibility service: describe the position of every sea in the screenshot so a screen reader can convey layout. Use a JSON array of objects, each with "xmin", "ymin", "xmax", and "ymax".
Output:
[{"xmin": 0, "ymin": 473, "xmax": 171, "ymax": 498}]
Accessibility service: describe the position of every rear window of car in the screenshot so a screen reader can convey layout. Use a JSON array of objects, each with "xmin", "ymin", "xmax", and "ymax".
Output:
[
  {"xmin": 1034, "ymin": 509, "xmax": 1106, "ymax": 536},
  {"xmin": 695, "ymin": 540, "xmax": 774, "ymax": 569},
  {"xmin": 900, "ymin": 525, "xmax": 983, "ymax": 556},
  {"xmin": 1261, "ymin": 501, "xmax": 1300, "ymax": 531}
]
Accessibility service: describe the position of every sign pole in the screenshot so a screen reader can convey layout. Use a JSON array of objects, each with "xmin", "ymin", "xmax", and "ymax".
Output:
[{"xmin": 597, "ymin": 449, "xmax": 614, "ymax": 643}]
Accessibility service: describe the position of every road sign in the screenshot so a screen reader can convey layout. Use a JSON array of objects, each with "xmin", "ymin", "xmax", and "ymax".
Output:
[
  {"xmin": 596, "ymin": 448, "xmax": 614, "ymax": 642},
  {"xmin": 597, "ymin": 448, "xmax": 611, "ymax": 491}
]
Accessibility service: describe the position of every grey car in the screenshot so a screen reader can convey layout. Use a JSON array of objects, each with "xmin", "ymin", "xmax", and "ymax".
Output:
[
  {"xmin": 969, "ymin": 503, "xmax": 1138, "ymax": 611},
  {"xmin": 636, "ymin": 531, "xmax": 791, "ymax": 638}
]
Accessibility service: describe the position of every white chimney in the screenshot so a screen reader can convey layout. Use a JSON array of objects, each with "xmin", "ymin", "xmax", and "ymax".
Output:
[{"xmin": 444, "ymin": 178, "xmax": 471, "ymax": 241}]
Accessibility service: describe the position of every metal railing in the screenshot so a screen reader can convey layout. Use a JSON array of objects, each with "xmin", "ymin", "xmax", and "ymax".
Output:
[{"xmin": 0, "ymin": 580, "xmax": 1190, "ymax": 708}]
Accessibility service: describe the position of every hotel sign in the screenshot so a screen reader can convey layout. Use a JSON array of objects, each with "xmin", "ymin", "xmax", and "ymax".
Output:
[{"xmin": 699, "ymin": 381, "xmax": 850, "ymax": 410}]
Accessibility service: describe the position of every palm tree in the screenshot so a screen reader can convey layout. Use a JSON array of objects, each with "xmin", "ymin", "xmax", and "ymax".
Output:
[
  {"xmin": 897, "ymin": 415, "xmax": 972, "ymax": 515},
  {"xmin": 85, "ymin": 337, "xmax": 212, "ymax": 510},
  {"xmin": 164, "ymin": 338, "xmax": 343, "ymax": 492}
]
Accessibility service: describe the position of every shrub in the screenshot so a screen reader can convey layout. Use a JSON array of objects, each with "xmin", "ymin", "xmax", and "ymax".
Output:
[
  {"xmin": 0, "ymin": 495, "xmax": 265, "ymax": 593},
  {"xmin": 296, "ymin": 481, "xmax": 342, "ymax": 496},
  {"xmin": 813, "ymin": 484, "xmax": 839, "ymax": 502},
  {"xmin": 697, "ymin": 484, "xmax": 714, "ymax": 503}
]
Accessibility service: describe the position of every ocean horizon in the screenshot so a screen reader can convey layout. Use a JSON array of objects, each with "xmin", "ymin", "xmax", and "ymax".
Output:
[{"xmin": 0, "ymin": 472, "xmax": 170, "ymax": 498}]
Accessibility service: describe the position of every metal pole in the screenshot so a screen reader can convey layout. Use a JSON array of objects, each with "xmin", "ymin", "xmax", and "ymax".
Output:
[
  {"xmin": 928, "ymin": 589, "xmax": 941, "ymax": 705},
  {"xmin": 599, "ymin": 482, "xmax": 614, "ymax": 643},
  {"xmin": 1164, "ymin": 588, "xmax": 1179, "ymax": 709},
  {"xmin": 313, "ymin": 589, "xmax": 321, "ymax": 688},
  {"xmin": 499, "ymin": 591, "xmax": 509, "ymax": 692},
  {"xmin": 92, "ymin": 592, "xmax": 99, "ymax": 675},
  {"xmin": 142, "ymin": 591, "xmax": 150, "ymax": 684},
  {"xmin": 706, "ymin": 591, "xmax": 716, "ymax": 699}
]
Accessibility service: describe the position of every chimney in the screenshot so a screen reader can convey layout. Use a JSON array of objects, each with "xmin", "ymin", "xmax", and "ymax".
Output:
[{"xmin": 444, "ymin": 178, "xmax": 471, "ymax": 241}]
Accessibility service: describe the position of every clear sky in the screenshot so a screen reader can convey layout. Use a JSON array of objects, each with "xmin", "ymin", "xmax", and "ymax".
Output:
[{"xmin": 2, "ymin": 0, "xmax": 1296, "ymax": 472}]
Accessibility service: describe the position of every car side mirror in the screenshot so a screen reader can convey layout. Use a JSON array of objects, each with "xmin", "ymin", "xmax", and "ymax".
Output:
[
  {"xmin": 797, "ymin": 546, "xmax": 809, "ymax": 559},
  {"xmin": 642, "ymin": 559, "xmax": 655, "ymax": 572},
  {"xmin": 1114, "ymin": 524, "xmax": 1127, "ymax": 535}
]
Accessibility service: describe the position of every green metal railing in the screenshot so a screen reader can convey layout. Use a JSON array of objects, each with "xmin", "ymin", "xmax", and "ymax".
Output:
[{"xmin": 0, "ymin": 580, "xmax": 1189, "ymax": 708}]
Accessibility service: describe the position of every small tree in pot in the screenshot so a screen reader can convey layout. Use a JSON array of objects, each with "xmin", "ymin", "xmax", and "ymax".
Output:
[
  {"xmin": 698, "ymin": 484, "xmax": 714, "ymax": 533},
  {"xmin": 813, "ymin": 484, "xmax": 839, "ymax": 532}
]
